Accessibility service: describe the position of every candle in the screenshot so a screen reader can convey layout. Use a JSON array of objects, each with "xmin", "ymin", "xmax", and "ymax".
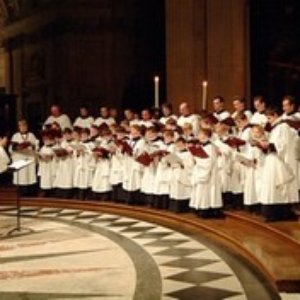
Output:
[
  {"xmin": 202, "ymin": 81, "xmax": 208, "ymax": 110},
  {"xmin": 154, "ymin": 76, "xmax": 159, "ymax": 108}
]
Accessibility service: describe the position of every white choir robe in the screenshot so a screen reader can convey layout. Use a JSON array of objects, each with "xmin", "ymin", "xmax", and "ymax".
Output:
[
  {"xmin": 91, "ymin": 140, "xmax": 112, "ymax": 193},
  {"xmin": 240, "ymin": 145, "xmax": 265, "ymax": 206},
  {"xmin": 154, "ymin": 143, "xmax": 175, "ymax": 196},
  {"xmin": 73, "ymin": 142, "xmax": 95, "ymax": 189},
  {"xmin": 160, "ymin": 115, "xmax": 178, "ymax": 125},
  {"xmin": 260, "ymin": 152, "xmax": 294, "ymax": 205},
  {"xmin": 0, "ymin": 146, "xmax": 9, "ymax": 173},
  {"xmin": 10, "ymin": 132, "xmax": 39, "ymax": 186},
  {"xmin": 44, "ymin": 114, "xmax": 72, "ymax": 130},
  {"xmin": 122, "ymin": 138, "xmax": 146, "ymax": 192},
  {"xmin": 190, "ymin": 143, "xmax": 222, "ymax": 210},
  {"xmin": 53, "ymin": 140, "xmax": 74, "ymax": 189},
  {"xmin": 177, "ymin": 114, "xmax": 200, "ymax": 136},
  {"xmin": 213, "ymin": 138, "xmax": 233, "ymax": 193},
  {"xmin": 169, "ymin": 150, "xmax": 193, "ymax": 201},
  {"xmin": 280, "ymin": 112, "xmax": 300, "ymax": 190},
  {"xmin": 109, "ymin": 148, "xmax": 125, "ymax": 186},
  {"xmin": 213, "ymin": 110, "xmax": 231, "ymax": 121},
  {"xmin": 267, "ymin": 121, "xmax": 299, "ymax": 203},
  {"xmin": 250, "ymin": 111, "xmax": 268, "ymax": 127},
  {"xmin": 231, "ymin": 126, "xmax": 252, "ymax": 194},
  {"xmin": 141, "ymin": 139, "xmax": 165, "ymax": 195},
  {"xmin": 93, "ymin": 117, "xmax": 116, "ymax": 127},
  {"xmin": 38, "ymin": 145, "xmax": 57, "ymax": 189},
  {"xmin": 73, "ymin": 116, "xmax": 95, "ymax": 129}
]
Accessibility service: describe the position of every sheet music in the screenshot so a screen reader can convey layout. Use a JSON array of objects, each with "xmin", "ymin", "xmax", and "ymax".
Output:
[{"xmin": 8, "ymin": 159, "xmax": 34, "ymax": 170}]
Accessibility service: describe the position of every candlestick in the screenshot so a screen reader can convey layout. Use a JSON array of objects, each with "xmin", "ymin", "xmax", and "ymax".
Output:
[
  {"xmin": 202, "ymin": 81, "xmax": 208, "ymax": 110},
  {"xmin": 154, "ymin": 76, "xmax": 159, "ymax": 108}
]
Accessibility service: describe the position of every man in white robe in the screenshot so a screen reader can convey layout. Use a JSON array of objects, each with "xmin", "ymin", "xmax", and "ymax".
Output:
[
  {"xmin": 177, "ymin": 102, "xmax": 200, "ymax": 136},
  {"xmin": 212, "ymin": 96, "xmax": 231, "ymax": 121},
  {"xmin": 0, "ymin": 137, "xmax": 9, "ymax": 174},
  {"xmin": 44, "ymin": 105, "xmax": 72, "ymax": 130},
  {"xmin": 250, "ymin": 95, "xmax": 268, "ymax": 127}
]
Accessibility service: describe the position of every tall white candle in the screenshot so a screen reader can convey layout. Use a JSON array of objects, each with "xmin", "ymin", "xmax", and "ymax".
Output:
[
  {"xmin": 154, "ymin": 76, "xmax": 159, "ymax": 108},
  {"xmin": 202, "ymin": 81, "xmax": 208, "ymax": 110}
]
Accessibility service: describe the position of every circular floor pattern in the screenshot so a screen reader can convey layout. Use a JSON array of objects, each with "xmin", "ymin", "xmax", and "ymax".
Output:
[{"xmin": 0, "ymin": 206, "xmax": 274, "ymax": 300}]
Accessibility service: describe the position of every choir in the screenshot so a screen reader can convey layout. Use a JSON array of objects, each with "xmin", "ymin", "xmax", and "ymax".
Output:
[{"xmin": 1, "ymin": 96, "xmax": 299, "ymax": 222}]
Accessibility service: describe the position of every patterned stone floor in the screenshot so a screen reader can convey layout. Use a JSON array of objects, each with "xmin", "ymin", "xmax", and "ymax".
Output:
[{"xmin": 0, "ymin": 206, "xmax": 281, "ymax": 300}]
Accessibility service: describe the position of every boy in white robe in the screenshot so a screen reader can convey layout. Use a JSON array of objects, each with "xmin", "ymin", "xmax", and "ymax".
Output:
[
  {"xmin": 53, "ymin": 128, "xmax": 74, "ymax": 198},
  {"xmin": 110, "ymin": 128, "xmax": 128, "ymax": 202},
  {"xmin": 168, "ymin": 137, "xmax": 193, "ymax": 213},
  {"xmin": 259, "ymin": 107, "xmax": 298, "ymax": 221},
  {"xmin": 231, "ymin": 112, "xmax": 252, "ymax": 209},
  {"xmin": 153, "ymin": 130, "xmax": 176, "ymax": 209},
  {"xmin": 240, "ymin": 125, "xmax": 266, "ymax": 212},
  {"xmin": 190, "ymin": 128, "xmax": 223, "ymax": 218},
  {"xmin": 10, "ymin": 119, "xmax": 39, "ymax": 197},
  {"xmin": 73, "ymin": 128, "xmax": 95, "ymax": 200},
  {"xmin": 91, "ymin": 128, "xmax": 113, "ymax": 200},
  {"xmin": 38, "ymin": 131, "xmax": 56, "ymax": 197},
  {"xmin": 140, "ymin": 126, "xmax": 165, "ymax": 207},
  {"xmin": 214, "ymin": 121, "xmax": 234, "ymax": 208},
  {"xmin": 122, "ymin": 125, "xmax": 146, "ymax": 205}
]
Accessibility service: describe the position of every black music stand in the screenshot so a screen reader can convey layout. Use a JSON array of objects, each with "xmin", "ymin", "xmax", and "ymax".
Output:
[{"xmin": 6, "ymin": 159, "xmax": 35, "ymax": 237}]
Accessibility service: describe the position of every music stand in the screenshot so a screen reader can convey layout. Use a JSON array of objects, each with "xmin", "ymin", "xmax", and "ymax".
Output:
[{"xmin": 6, "ymin": 159, "xmax": 35, "ymax": 237}]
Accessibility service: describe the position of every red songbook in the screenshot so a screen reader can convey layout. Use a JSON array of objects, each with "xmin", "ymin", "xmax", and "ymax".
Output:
[
  {"xmin": 221, "ymin": 117, "xmax": 235, "ymax": 127},
  {"xmin": 11, "ymin": 141, "xmax": 32, "ymax": 151},
  {"xmin": 188, "ymin": 145, "xmax": 209, "ymax": 158},
  {"xmin": 224, "ymin": 137, "xmax": 246, "ymax": 148},
  {"xmin": 136, "ymin": 152, "xmax": 153, "ymax": 166},
  {"xmin": 92, "ymin": 147, "xmax": 110, "ymax": 159},
  {"xmin": 54, "ymin": 148, "xmax": 69, "ymax": 158},
  {"xmin": 115, "ymin": 139, "xmax": 133, "ymax": 156},
  {"xmin": 150, "ymin": 150, "xmax": 169, "ymax": 159}
]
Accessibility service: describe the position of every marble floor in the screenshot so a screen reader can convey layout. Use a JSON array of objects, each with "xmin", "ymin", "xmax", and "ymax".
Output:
[{"xmin": 0, "ymin": 206, "xmax": 283, "ymax": 299}]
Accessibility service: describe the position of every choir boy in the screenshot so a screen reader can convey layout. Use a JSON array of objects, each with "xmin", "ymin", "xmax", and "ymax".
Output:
[
  {"xmin": 53, "ymin": 128, "xmax": 74, "ymax": 198},
  {"xmin": 122, "ymin": 125, "xmax": 146, "ymax": 205},
  {"xmin": 73, "ymin": 128, "xmax": 94, "ymax": 200},
  {"xmin": 153, "ymin": 130, "xmax": 176, "ymax": 209},
  {"xmin": 140, "ymin": 126, "xmax": 164, "ymax": 206},
  {"xmin": 38, "ymin": 131, "xmax": 56, "ymax": 197},
  {"xmin": 260, "ymin": 107, "xmax": 298, "ymax": 221},
  {"xmin": 10, "ymin": 119, "xmax": 39, "ymax": 196},
  {"xmin": 190, "ymin": 128, "xmax": 223, "ymax": 218},
  {"xmin": 169, "ymin": 137, "xmax": 193, "ymax": 213},
  {"xmin": 91, "ymin": 128, "xmax": 113, "ymax": 200}
]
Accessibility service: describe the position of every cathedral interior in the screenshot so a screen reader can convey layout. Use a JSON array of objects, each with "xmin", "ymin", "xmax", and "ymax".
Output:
[{"xmin": 0, "ymin": 1, "xmax": 299, "ymax": 300}]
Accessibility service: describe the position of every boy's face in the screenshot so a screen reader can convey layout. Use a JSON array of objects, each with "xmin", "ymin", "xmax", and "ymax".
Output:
[
  {"xmin": 19, "ymin": 123, "xmax": 28, "ymax": 133},
  {"xmin": 81, "ymin": 133, "xmax": 89, "ymax": 141},
  {"xmin": 163, "ymin": 134, "xmax": 173, "ymax": 144},
  {"xmin": 198, "ymin": 131, "xmax": 207, "ymax": 142},
  {"xmin": 130, "ymin": 127, "xmax": 140, "ymax": 137},
  {"xmin": 63, "ymin": 133, "xmax": 72, "ymax": 140},
  {"xmin": 251, "ymin": 127, "xmax": 263, "ymax": 139},
  {"xmin": 175, "ymin": 141, "xmax": 185, "ymax": 150}
]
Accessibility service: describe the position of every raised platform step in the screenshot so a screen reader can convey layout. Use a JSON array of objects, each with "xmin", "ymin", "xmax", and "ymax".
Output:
[{"xmin": 0, "ymin": 195, "xmax": 300, "ymax": 293}]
